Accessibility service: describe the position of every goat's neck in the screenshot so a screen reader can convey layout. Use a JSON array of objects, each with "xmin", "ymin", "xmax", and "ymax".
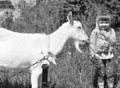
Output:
[{"xmin": 49, "ymin": 24, "xmax": 72, "ymax": 55}]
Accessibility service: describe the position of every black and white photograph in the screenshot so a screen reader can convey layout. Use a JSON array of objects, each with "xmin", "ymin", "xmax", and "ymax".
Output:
[{"xmin": 0, "ymin": 0, "xmax": 120, "ymax": 88}]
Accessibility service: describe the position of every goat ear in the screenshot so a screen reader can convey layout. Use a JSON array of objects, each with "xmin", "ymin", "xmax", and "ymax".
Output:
[{"xmin": 67, "ymin": 11, "xmax": 73, "ymax": 25}]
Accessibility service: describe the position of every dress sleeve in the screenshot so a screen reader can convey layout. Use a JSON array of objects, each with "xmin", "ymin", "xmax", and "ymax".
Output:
[
  {"xmin": 109, "ymin": 28, "xmax": 116, "ymax": 44},
  {"xmin": 90, "ymin": 29, "xmax": 97, "ymax": 56}
]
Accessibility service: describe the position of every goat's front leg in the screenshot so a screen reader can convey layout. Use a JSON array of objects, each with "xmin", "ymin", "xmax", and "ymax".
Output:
[{"xmin": 31, "ymin": 67, "xmax": 42, "ymax": 88}]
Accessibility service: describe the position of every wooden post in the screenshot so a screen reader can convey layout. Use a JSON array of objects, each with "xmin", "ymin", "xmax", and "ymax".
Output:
[{"xmin": 42, "ymin": 64, "xmax": 49, "ymax": 88}]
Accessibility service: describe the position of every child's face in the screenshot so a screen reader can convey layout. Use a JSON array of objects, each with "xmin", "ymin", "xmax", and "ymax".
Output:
[{"xmin": 98, "ymin": 21, "xmax": 110, "ymax": 31}]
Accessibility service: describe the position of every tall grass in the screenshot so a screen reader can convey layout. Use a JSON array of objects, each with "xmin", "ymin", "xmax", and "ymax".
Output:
[{"xmin": 0, "ymin": 72, "xmax": 31, "ymax": 88}]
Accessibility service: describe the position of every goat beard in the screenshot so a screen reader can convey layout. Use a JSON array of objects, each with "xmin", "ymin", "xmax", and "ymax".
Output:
[{"xmin": 74, "ymin": 41, "xmax": 82, "ymax": 53}]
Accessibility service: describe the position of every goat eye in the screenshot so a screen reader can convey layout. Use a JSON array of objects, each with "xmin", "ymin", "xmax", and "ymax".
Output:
[{"xmin": 77, "ymin": 27, "xmax": 81, "ymax": 29}]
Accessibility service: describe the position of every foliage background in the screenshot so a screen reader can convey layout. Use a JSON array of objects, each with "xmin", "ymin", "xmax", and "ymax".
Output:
[{"xmin": 0, "ymin": 0, "xmax": 120, "ymax": 88}]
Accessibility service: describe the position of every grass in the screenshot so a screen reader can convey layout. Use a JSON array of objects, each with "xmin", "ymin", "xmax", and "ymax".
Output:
[{"xmin": 0, "ymin": 72, "xmax": 31, "ymax": 88}]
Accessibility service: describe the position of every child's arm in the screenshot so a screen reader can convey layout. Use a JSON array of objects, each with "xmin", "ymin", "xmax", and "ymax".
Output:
[{"xmin": 90, "ymin": 30, "xmax": 97, "ymax": 56}]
